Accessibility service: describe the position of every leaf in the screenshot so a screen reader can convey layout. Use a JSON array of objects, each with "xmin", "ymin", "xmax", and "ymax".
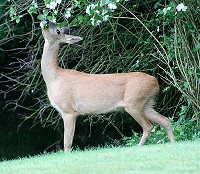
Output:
[
  {"xmin": 43, "ymin": 9, "xmax": 49, "ymax": 16},
  {"xmin": 194, "ymin": 43, "xmax": 200, "ymax": 52},
  {"xmin": 78, "ymin": 15, "xmax": 84, "ymax": 21},
  {"xmin": 57, "ymin": 21, "xmax": 68, "ymax": 27},
  {"xmin": 72, "ymin": 18, "xmax": 79, "ymax": 26},
  {"xmin": 189, "ymin": 0, "xmax": 197, "ymax": 2},
  {"xmin": 28, "ymin": 7, "xmax": 37, "ymax": 14},
  {"xmin": 16, "ymin": 17, "xmax": 20, "ymax": 23},
  {"xmin": 15, "ymin": 15, "xmax": 22, "ymax": 23},
  {"xmin": 183, "ymin": 81, "xmax": 188, "ymax": 90},
  {"xmin": 37, "ymin": 14, "xmax": 45, "ymax": 21}
]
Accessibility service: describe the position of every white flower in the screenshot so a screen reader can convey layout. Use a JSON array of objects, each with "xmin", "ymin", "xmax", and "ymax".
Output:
[
  {"xmin": 32, "ymin": 1, "xmax": 38, "ymax": 8},
  {"xmin": 46, "ymin": 4, "xmax": 50, "ymax": 8},
  {"xmin": 96, "ymin": 20, "xmax": 102, "ymax": 26},
  {"xmin": 157, "ymin": 26, "xmax": 160, "ymax": 32},
  {"xmin": 176, "ymin": 3, "xmax": 188, "ymax": 12},
  {"xmin": 52, "ymin": 18, "xmax": 56, "ymax": 23},
  {"xmin": 100, "ymin": 1, "xmax": 104, "ymax": 6},
  {"xmin": 95, "ymin": 10, "xmax": 100, "ymax": 15},
  {"xmin": 49, "ymin": 1, "xmax": 57, "ymax": 10},
  {"xmin": 162, "ymin": 7, "xmax": 171, "ymax": 15},
  {"xmin": 86, "ymin": 4, "xmax": 97, "ymax": 15},
  {"xmin": 90, "ymin": 4, "xmax": 96, "ymax": 9},
  {"xmin": 90, "ymin": 18, "xmax": 102, "ymax": 26},
  {"xmin": 90, "ymin": 17, "xmax": 95, "ymax": 26},
  {"xmin": 56, "ymin": 0, "xmax": 62, "ymax": 4},
  {"xmin": 65, "ymin": 11, "xmax": 71, "ymax": 18},
  {"xmin": 167, "ymin": 7, "xmax": 171, "ymax": 11},
  {"xmin": 102, "ymin": 15, "xmax": 109, "ymax": 21},
  {"xmin": 40, "ymin": 21, "xmax": 47, "ymax": 28},
  {"xmin": 162, "ymin": 8, "xmax": 167, "ymax": 15},
  {"xmin": 108, "ymin": 3, "xmax": 117, "ymax": 10},
  {"xmin": 86, "ymin": 6, "xmax": 90, "ymax": 15},
  {"xmin": 102, "ymin": 9, "xmax": 108, "ymax": 16}
]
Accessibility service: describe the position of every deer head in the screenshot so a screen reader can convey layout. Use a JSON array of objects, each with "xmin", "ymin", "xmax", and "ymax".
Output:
[{"xmin": 42, "ymin": 19, "xmax": 83, "ymax": 44}]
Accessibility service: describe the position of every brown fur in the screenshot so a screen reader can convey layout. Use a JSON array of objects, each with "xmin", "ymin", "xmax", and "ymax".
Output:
[{"xmin": 41, "ymin": 22, "xmax": 175, "ymax": 152}]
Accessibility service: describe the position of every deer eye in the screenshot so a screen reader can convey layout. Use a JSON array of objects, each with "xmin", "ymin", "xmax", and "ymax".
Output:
[{"xmin": 56, "ymin": 29, "xmax": 61, "ymax": 34}]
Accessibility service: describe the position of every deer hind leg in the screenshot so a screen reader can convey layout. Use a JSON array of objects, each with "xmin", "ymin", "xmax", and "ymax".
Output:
[
  {"xmin": 125, "ymin": 107, "xmax": 153, "ymax": 146},
  {"xmin": 62, "ymin": 112, "xmax": 77, "ymax": 152},
  {"xmin": 144, "ymin": 107, "xmax": 175, "ymax": 143}
]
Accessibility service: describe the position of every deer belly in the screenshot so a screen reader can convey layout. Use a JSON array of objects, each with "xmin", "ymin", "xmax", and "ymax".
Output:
[
  {"xmin": 75, "ymin": 95, "xmax": 123, "ymax": 115},
  {"xmin": 77, "ymin": 101, "xmax": 119, "ymax": 114}
]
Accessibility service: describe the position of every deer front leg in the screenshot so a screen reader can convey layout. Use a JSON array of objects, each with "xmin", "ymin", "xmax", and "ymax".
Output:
[{"xmin": 62, "ymin": 113, "xmax": 77, "ymax": 152}]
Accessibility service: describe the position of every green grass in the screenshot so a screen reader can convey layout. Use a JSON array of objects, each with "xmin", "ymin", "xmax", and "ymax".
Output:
[{"xmin": 0, "ymin": 141, "xmax": 199, "ymax": 174}]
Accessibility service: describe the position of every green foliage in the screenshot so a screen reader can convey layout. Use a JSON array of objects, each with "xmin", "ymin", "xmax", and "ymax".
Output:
[
  {"xmin": 121, "ymin": 116, "xmax": 199, "ymax": 146},
  {"xmin": 9, "ymin": 5, "xmax": 24, "ymax": 23},
  {"xmin": 9, "ymin": 0, "xmax": 127, "ymax": 27}
]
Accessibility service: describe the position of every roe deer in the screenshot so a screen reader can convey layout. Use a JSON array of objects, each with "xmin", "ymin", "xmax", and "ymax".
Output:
[{"xmin": 41, "ymin": 20, "xmax": 175, "ymax": 152}]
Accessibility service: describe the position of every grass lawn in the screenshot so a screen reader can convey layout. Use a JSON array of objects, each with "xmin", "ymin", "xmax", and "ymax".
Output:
[{"xmin": 0, "ymin": 140, "xmax": 199, "ymax": 174}]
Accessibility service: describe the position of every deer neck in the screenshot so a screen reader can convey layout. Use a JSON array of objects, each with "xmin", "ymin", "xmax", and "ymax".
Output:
[{"xmin": 41, "ymin": 41, "xmax": 61, "ymax": 84}]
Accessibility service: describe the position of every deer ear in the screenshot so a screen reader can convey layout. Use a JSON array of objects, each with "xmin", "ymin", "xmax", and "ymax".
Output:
[
  {"xmin": 62, "ymin": 26, "xmax": 70, "ymax": 34},
  {"xmin": 65, "ymin": 35, "xmax": 83, "ymax": 44}
]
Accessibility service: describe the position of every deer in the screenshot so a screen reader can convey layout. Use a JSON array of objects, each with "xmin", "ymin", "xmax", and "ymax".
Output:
[{"xmin": 41, "ymin": 20, "xmax": 175, "ymax": 152}]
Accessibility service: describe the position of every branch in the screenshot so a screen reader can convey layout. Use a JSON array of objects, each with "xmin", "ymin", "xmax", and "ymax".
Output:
[{"xmin": 0, "ymin": 10, "xmax": 9, "ymax": 20}]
